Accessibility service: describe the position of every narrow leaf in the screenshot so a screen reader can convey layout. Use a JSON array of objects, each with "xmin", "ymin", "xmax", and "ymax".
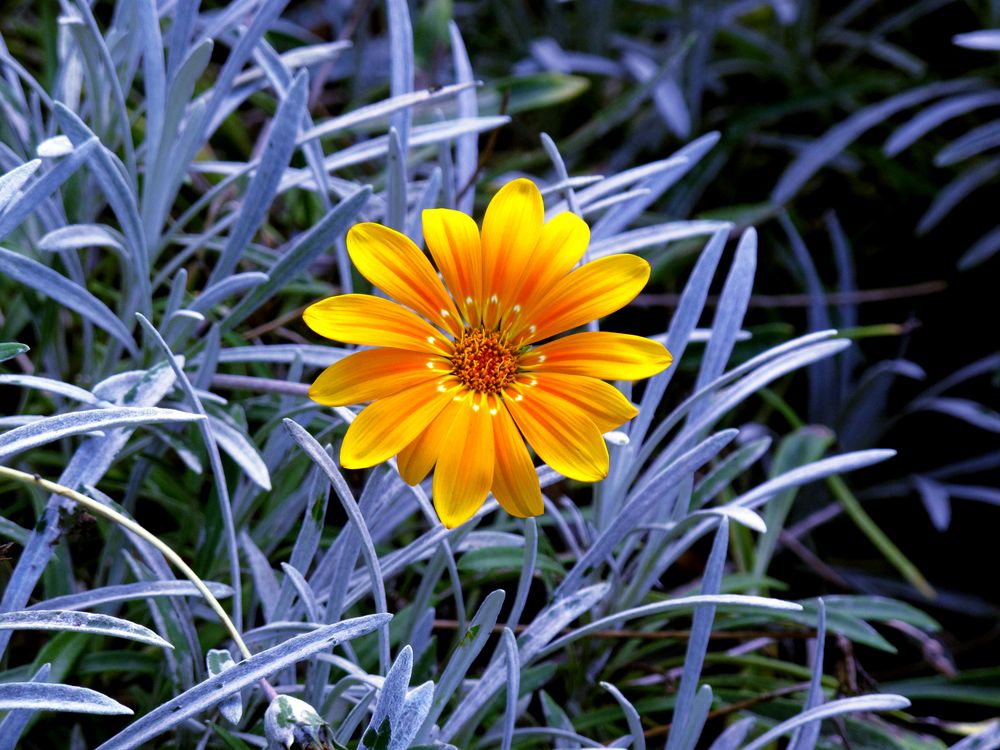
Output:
[
  {"xmin": 0, "ymin": 159, "xmax": 40, "ymax": 210},
  {"xmin": 741, "ymin": 695, "xmax": 911, "ymax": 750},
  {"xmin": 500, "ymin": 628, "xmax": 519, "ymax": 750},
  {"xmin": 772, "ymin": 79, "xmax": 979, "ymax": 205},
  {"xmin": 0, "ymin": 406, "xmax": 204, "ymax": 462},
  {"xmin": 28, "ymin": 581, "xmax": 233, "ymax": 611},
  {"xmin": 207, "ymin": 70, "xmax": 308, "ymax": 286},
  {"xmin": 206, "ymin": 649, "xmax": 243, "ymax": 724},
  {"xmin": 95, "ymin": 614, "xmax": 390, "ymax": 750},
  {"xmin": 0, "ymin": 245, "xmax": 138, "ymax": 355},
  {"xmin": 0, "ymin": 683, "xmax": 132, "ymax": 715},
  {"xmin": 0, "ymin": 610, "xmax": 172, "ymax": 649}
]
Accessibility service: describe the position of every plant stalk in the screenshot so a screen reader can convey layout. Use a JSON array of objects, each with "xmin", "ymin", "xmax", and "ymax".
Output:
[{"xmin": 0, "ymin": 466, "xmax": 279, "ymax": 701}]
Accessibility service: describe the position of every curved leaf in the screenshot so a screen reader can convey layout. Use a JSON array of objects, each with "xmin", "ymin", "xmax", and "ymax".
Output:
[
  {"xmin": 0, "ymin": 406, "xmax": 204, "ymax": 462},
  {"xmin": 0, "ymin": 245, "xmax": 138, "ymax": 355},
  {"xmin": 95, "ymin": 614, "xmax": 390, "ymax": 750},
  {"xmin": 0, "ymin": 610, "xmax": 172, "ymax": 649},
  {"xmin": 0, "ymin": 683, "xmax": 132, "ymax": 715}
]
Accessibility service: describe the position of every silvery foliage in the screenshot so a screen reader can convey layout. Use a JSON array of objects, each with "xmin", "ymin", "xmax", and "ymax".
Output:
[
  {"xmin": 0, "ymin": 1, "xmax": 941, "ymax": 748},
  {"xmin": 526, "ymin": 0, "xmax": 1000, "ymax": 618},
  {"xmin": 768, "ymin": 22, "xmax": 1000, "ymax": 270},
  {"xmin": 710, "ymin": 8, "xmax": 1000, "ymax": 549}
]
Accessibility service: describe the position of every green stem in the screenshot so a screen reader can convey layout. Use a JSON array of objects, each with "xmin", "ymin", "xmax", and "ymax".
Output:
[
  {"xmin": 827, "ymin": 474, "xmax": 936, "ymax": 600},
  {"xmin": 758, "ymin": 389, "xmax": 936, "ymax": 601},
  {"xmin": 759, "ymin": 388, "xmax": 805, "ymax": 430},
  {"xmin": 0, "ymin": 465, "xmax": 278, "ymax": 696}
]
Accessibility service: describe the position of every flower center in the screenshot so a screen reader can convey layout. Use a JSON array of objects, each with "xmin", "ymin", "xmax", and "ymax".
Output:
[{"xmin": 451, "ymin": 327, "xmax": 519, "ymax": 393}]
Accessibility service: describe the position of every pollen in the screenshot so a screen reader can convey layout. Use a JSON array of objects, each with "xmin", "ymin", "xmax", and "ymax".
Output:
[{"xmin": 450, "ymin": 327, "xmax": 519, "ymax": 394}]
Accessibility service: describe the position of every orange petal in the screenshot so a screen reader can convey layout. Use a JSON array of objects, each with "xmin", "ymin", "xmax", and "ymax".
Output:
[
  {"xmin": 520, "ymin": 331, "xmax": 672, "ymax": 380},
  {"xmin": 433, "ymin": 392, "xmax": 495, "ymax": 528},
  {"xmin": 481, "ymin": 179, "xmax": 544, "ymax": 328},
  {"xmin": 489, "ymin": 394, "xmax": 543, "ymax": 518},
  {"xmin": 341, "ymin": 377, "xmax": 461, "ymax": 468},
  {"xmin": 423, "ymin": 208, "xmax": 483, "ymax": 327},
  {"xmin": 506, "ymin": 212, "xmax": 590, "ymax": 316},
  {"xmin": 522, "ymin": 372, "xmax": 637, "ymax": 434},
  {"xmin": 502, "ymin": 382, "xmax": 608, "ymax": 482},
  {"xmin": 396, "ymin": 398, "xmax": 462, "ymax": 485},
  {"xmin": 347, "ymin": 223, "xmax": 462, "ymax": 336},
  {"xmin": 303, "ymin": 294, "xmax": 451, "ymax": 355},
  {"xmin": 309, "ymin": 348, "xmax": 450, "ymax": 407},
  {"xmin": 512, "ymin": 254, "xmax": 650, "ymax": 345}
]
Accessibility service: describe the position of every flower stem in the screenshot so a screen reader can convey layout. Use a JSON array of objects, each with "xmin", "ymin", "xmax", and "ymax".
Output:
[{"xmin": 0, "ymin": 465, "xmax": 278, "ymax": 700}]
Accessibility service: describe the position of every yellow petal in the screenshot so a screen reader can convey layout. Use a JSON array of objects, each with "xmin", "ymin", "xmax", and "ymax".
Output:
[
  {"xmin": 489, "ymin": 394, "xmax": 543, "ymax": 518},
  {"xmin": 502, "ymin": 382, "xmax": 608, "ymax": 482},
  {"xmin": 341, "ymin": 377, "xmax": 460, "ymax": 468},
  {"xmin": 309, "ymin": 348, "xmax": 450, "ymax": 407},
  {"xmin": 303, "ymin": 294, "xmax": 451, "ymax": 356},
  {"xmin": 433, "ymin": 392, "xmax": 495, "ymax": 528},
  {"xmin": 481, "ymin": 179, "xmax": 544, "ymax": 328},
  {"xmin": 522, "ymin": 372, "xmax": 637, "ymax": 434},
  {"xmin": 423, "ymin": 208, "xmax": 483, "ymax": 327},
  {"xmin": 396, "ymin": 398, "xmax": 462, "ymax": 485},
  {"xmin": 520, "ymin": 331, "xmax": 672, "ymax": 380},
  {"xmin": 346, "ymin": 222, "xmax": 462, "ymax": 337},
  {"xmin": 512, "ymin": 254, "xmax": 650, "ymax": 345},
  {"xmin": 507, "ymin": 212, "xmax": 589, "ymax": 315}
]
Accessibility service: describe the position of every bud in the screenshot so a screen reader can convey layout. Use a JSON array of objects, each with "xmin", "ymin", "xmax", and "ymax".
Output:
[{"xmin": 264, "ymin": 694, "xmax": 340, "ymax": 750}]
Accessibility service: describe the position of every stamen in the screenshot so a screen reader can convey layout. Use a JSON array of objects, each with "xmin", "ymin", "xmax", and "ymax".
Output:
[{"xmin": 450, "ymin": 327, "xmax": 520, "ymax": 394}]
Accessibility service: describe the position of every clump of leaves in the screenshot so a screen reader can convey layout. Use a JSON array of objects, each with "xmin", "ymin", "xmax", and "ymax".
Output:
[{"xmin": 0, "ymin": 2, "xmax": 996, "ymax": 749}]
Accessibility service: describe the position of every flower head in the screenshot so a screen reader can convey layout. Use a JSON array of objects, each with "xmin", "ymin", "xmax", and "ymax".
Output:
[{"xmin": 304, "ymin": 179, "xmax": 672, "ymax": 528}]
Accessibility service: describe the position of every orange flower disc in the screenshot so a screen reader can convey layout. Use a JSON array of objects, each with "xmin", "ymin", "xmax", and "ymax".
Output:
[{"xmin": 451, "ymin": 328, "xmax": 519, "ymax": 393}]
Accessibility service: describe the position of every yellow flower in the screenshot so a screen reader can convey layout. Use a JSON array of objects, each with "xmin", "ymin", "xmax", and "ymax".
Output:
[{"xmin": 303, "ymin": 179, "xmax": 672, "ymax": 528}]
